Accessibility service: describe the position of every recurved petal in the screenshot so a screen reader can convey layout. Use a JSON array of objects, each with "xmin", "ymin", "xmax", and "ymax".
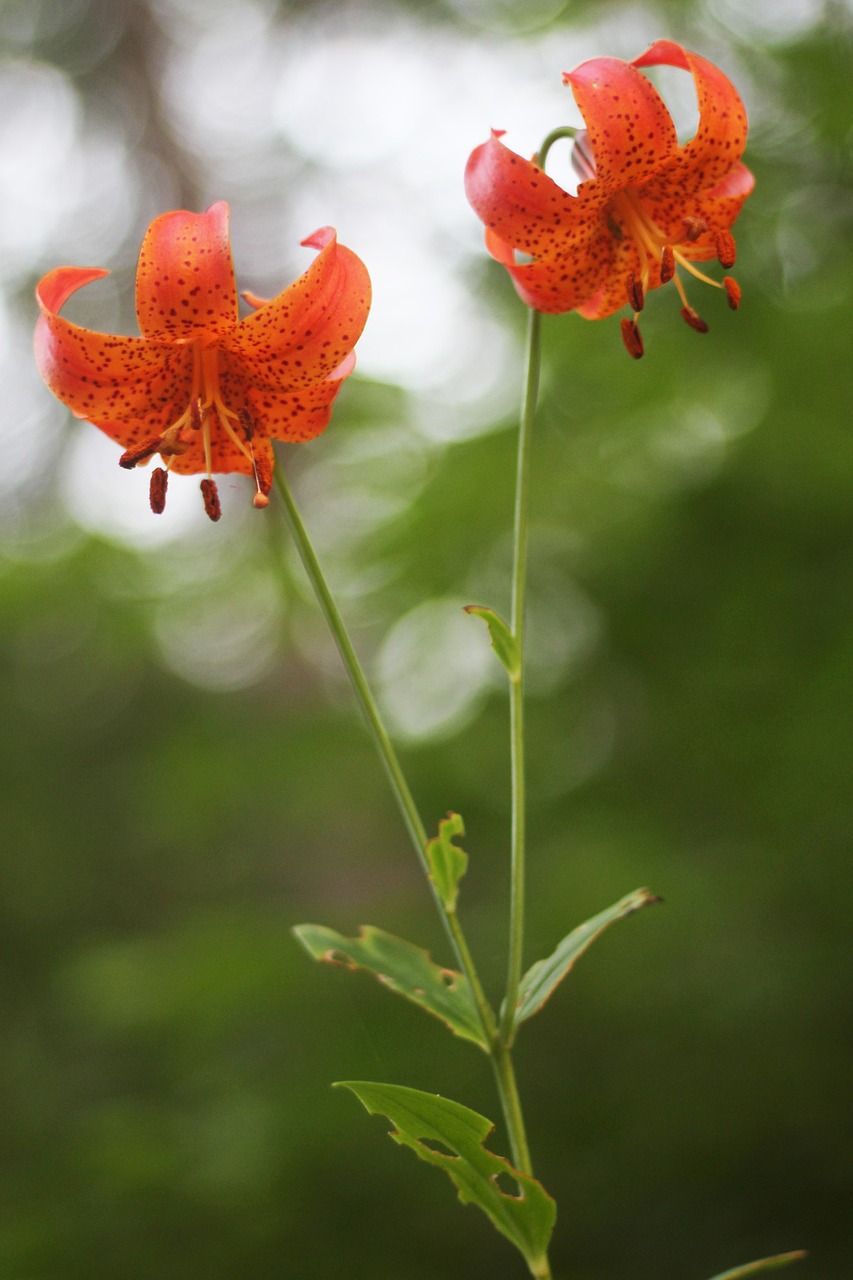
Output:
[
  {"xmin": 632, "ymin": 41, "xmax": 749, "ymax": 194},
  {"xmin": 465, "ymin": 133, "xmax": 597, "ymax": 258},
  {"xmin": 488, "ymin": 218, "xmax": 615, "ymax": 314},
  {"xmin": 223, "ymin": 228, "xmax": 371, "ymax": 391},
  {"xmin": 135, "ymin": 201, "xmax": 239, "ymax": 341},
  {"xmin": 35, "ymin": 266, "xmax": 192, "ymax": 434},
  {"xmin": 563, "ymin": 57, "xmax": 678, "ymax": 195}
]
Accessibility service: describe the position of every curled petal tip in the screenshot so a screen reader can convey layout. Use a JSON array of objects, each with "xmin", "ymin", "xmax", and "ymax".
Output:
[
  {"xmin": 632, "ymin": 39, "xmax": 691, "ymax": 72},
  {"xmin": 36, "ymin": 266, "xmax": 110, "ymax": 315},
  {"xmin": 241, "ymin": 288, "xmax": 269, "ymax": 310},
  {"xmin": 300, "ymin": 226, "xmax": 336, "ymax": 251},
  {"xmin": 490, "ymin": 127, "xmax": 507, "ymax": 139}
]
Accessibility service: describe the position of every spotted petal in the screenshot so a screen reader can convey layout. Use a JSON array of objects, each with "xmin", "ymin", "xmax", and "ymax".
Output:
[
  {"xmin": 484, "ymin": 220, "xmax": 615, "ymax": 314},
  {"xmin": 640, "ymin": 160, "xmax": 755, "ymax": 260},
  {"xmin": 243, "ymin": 357, "xmax": 355, "ymax": 444},
  {"xmin": 633, "ymin": 40, "xmax": 750, "ymax": 194},
  {"xmin": 224, "ymin": 228, "xmax": 371, "ymax": 391},
  {"xmin": 465, "ymin": 133, "xmax": 598, "ymax": 259},
  {"xmin": 563, "ymin": 56, "xmax": 678, "ymax": 196},
  {"xmin": 576, "ymin": 231, "xmax": 647, "ymax": 320},
  {"xmin": 34, "ymin": 266, "xmax": 191, "ymax": 439},
  {"xmin": 135, "ymin": 201, "xmax": 239, "ymax": 341}
]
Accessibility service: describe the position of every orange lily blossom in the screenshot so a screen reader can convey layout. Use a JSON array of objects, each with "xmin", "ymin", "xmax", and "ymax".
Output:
[
  {"xmin": 35, "ymin": 202, "xmax": 371, "ymax": 518},
  {"xmin": 465, "ymin": 39, "xmax": 754, "ymax": 357}
]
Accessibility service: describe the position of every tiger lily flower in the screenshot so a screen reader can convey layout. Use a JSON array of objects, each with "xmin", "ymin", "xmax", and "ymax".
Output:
[
  {"xmin": 465, "ymin": 40, "xmax": 753, "ymax": 357},
  {"xmin": 35, "ymin": 203, "xmax": 371, "ymax": 518}
]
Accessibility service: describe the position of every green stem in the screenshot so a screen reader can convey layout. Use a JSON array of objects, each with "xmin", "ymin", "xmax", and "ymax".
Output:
[
  {"xmin": 500, "ymin": 305, "xmax": 541, "ymax": 1048},
  {"xmin": 273, "ymin": 465, "xmax": 496, "ymax": 1046},
  {"xmin": 534, "ymin": 125, "xmax": 579, "ymax": 167},
  {"xmin": 492, "ymin": 1044, "xmax": 532, "ymax": 1176}
]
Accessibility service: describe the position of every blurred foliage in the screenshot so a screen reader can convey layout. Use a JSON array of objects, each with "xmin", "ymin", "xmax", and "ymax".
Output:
[{"xmin": 2, "ymin": 0, "xmax": 852, "ymax": 1278}]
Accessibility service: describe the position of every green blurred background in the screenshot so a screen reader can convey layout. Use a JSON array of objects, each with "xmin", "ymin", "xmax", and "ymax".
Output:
[{"xmin": 1, "ymin": 0, "xmax": 851, "ymax": 1276}]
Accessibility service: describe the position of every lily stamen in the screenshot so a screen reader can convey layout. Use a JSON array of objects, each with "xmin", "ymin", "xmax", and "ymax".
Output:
[
  {"xmin": 723, "ymin": 276, "xmax": 742, "ymax": 310},
  {"xmin": 680, "ymin": 305, "xmax": 709, "ymax": 333},
  {"xmin": 672, "ymin": 250, "xmax": 725, "ymax": 291},
  {"xmin": 149, "ymin": 467, "xmax": 168, "ymax": 514},
  {"xmin": 626, "ymin": 273, "xmax": 645, "ymax": 313},
  {"xmin": 682, "ymin": 215, "xmax": 707, "ymax": 241},
  {"xmin": 716, "ymin": 230, "xmax": 736, "ymax": 268},
  {"xmin": 620, "ymin": 317, "xmax": 644, "ymax": 359},
  {"xmin": 200, "ymin": 477, "xmax": 221, "ymax": 523}
]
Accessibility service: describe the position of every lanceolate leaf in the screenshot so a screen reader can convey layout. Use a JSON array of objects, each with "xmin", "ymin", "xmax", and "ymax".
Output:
[
  {"xmin": 426, "ymin": 812, "xmax": 468, "ymax": 912},
  {"xmin": 704, "ymin": 1251, "xmax": 807, "ymax": 1280},
  {"xmin": 464, "ymin": 605, "xmax": 520, "ymax": 681},
  {"xmin": 337, "ymin": 1081, "xmax": 555, "ymax": 1277},
  {"xmin": 293, "ymin": 923, "xmax": 488, "ymax": 1049},
  {"xmin": 511, "ymin": 887, "xmax": 660, "ymax": 1028}
]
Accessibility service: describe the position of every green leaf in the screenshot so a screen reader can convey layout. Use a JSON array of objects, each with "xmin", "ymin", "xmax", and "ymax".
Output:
[
  {"xmin": 337, "ymin": 1081, "xmax": 555, "ymax": 1276},
  {"xmin": 426, "ymin": 811, "xmax": 468, "ymax": 911},
  {"xmin": 293, "ymin": 923, "xmax": 488, "ymax": 1049},
  {"xmin": 704, "ymin": 1251, "xmax": 807, "ymax": 1280},
  {"xmin": 464, "ymin": 605, "xmax": 520, "ymax": 681},
  {"xmin": 511, "ymin": 887, "xmax": 660, "ymax": 1028}
]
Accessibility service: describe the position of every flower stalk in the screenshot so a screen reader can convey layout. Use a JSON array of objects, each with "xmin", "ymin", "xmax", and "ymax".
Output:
[{"xmin": 272, "ymin": 465, "xmax": 496, "ymax": 1049}]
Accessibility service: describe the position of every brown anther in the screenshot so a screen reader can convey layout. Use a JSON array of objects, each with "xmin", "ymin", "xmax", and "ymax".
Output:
[
  {"xmin": 659, "ymin": 246, "xmax": 675, "ymax": 284},
  {"xmin": 200, "ymin": 478, "xmax": 221, "ymax": 522},
  {"xmin": 149, "ymin": 467, "xmax": 168, "ymax": 514},
  {"xmin": 158, "ymin": 424, "xmax": 191, "ymax": 457},
  {"xmin": 620, "ymin": 317, "xmax": 644, "ymax": 360},
  {"xmin": 680, "ymin": 306, "xmax": 709, "ymax": 334},
  {"xmin": 119, "ymin": 435, "xmax": 163, "ymax": 469},
  {"xmin": 190, "ymin": 398, "xmax": 203, "ymax": 431},
  {"xmin": 723, "ymin": 276, "xmax": 742, "ymax": 310},
  {"xmin": 626, "ymin": 272, "xmax": 645, "ymax": 313},
  {"xmin": 238, "ymin": 407, "xmax": 254, "ymax": 440},
  {"xmin": 254, "ymin": 452, "xmax": 273, "ymax": 496},
  {"xmin": 252, "ymin": 492, "xmax": 270, "ymax": 510},
  {"xmin": 682, "ymin": 216, "xmax": 707, "ymax": 242},
  {"xmin": 715, "ymin": 230, "xmax": 736, "ymax": 269}
]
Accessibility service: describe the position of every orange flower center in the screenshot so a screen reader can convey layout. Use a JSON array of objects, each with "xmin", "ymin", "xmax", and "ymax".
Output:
[
  {"xmin": 118, "ymin": 338, "xmax": 270, "ymax": 518},
  {"xmin": 608, "ymin": 187, "xmax": 741, "ymax": 359}
]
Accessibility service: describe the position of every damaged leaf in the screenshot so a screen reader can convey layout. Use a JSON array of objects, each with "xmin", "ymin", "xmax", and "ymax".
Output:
[
  {"xmin": 426, "ymin": 812, "xmax": 468, "ymax": 912},
  {"xmin": 293, "ymin": 923, "xmax": 488, "ymax": 1049},
  {"xmin": 337, "ymin": 1080, "xmax": 555, "ymax": 1276}
]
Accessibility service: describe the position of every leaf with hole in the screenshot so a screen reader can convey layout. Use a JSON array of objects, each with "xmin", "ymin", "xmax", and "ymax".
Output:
[
  {"xmin": 426, "ymin": 812, "xmax": 468, "ymax": 912},
  {"xmin": 337, "ymin": 1080, "xmax": 555, "ymax": 1276},
  {"xmin": 464, "ymin": 605, "xmax": 520, "ymax": 681},
  {"xmin": 704, "ymin": 1251, "xmax": 807, "ymax": 1280},
  {"xmin": 509, "ymin": 887, "xmax": 660, "ymax": 1029},
  {"xmin": 293, "ymin": 923, "xmax": 488, "ymax": 1049}
]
